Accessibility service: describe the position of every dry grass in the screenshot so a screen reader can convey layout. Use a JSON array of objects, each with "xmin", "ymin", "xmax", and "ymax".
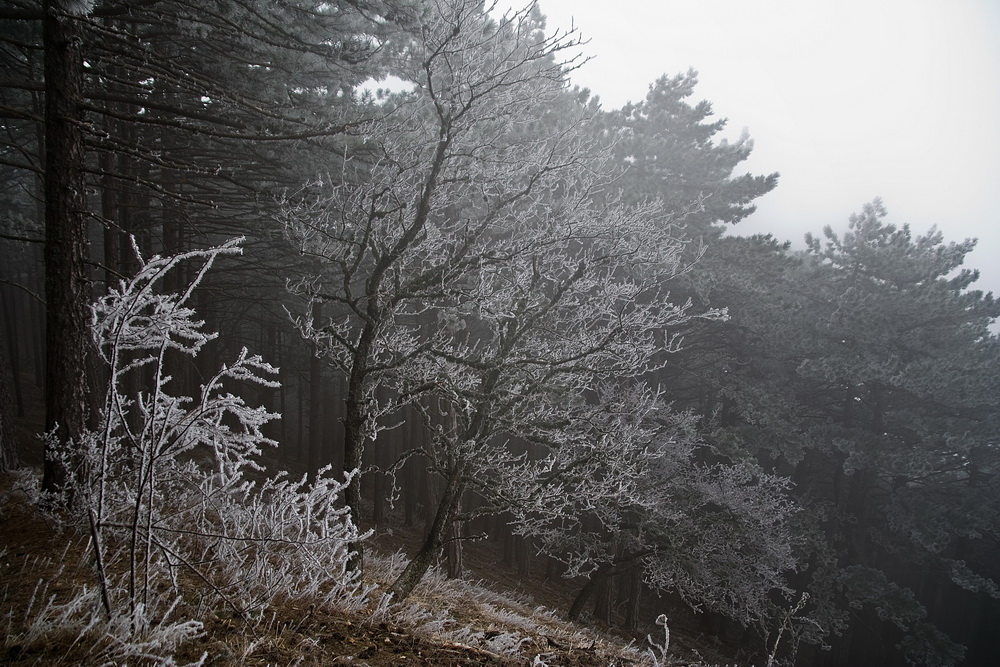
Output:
[
  {"xmin": 1, "ymin": 469, "xmax": 753, "ymax": 666},
  {"xmin": 0, "ymin": 470, "xmax": 637, "ymax": 666}
]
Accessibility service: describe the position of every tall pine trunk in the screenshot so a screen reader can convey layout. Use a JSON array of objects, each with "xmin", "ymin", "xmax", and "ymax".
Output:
[
  {"xmin": 41, "ymin": 0, "xmax": 91, "ymax": 495},
  {"xmin": 1, "ymin": 287, "xmax": 24, "ymax": 417},
  {"xmin": 0, "ymin": 336, "xmax": 19, "ymax": 472}
]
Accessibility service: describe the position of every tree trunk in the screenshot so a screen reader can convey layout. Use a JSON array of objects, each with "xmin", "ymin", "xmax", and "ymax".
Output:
[
  {"xmin": 30, "ymin": 269, "xmax": 46, "ymax": 392},
  {"xmin": 275, "ymin": 329, "xmax": 286, "ymax": 447},
  {"xmin": 0, "ymin": 339, "xmax": 19, "ymax": 472},
  {"xmin": 388, "ymin": 465, "xmax": 463, "ymax": 601},
  {"xmin": 342, "ymin": 322, "xmax": 378, "ymax": 572},
  {"xmin": 593, "ymin": 573, "xmax": 612, "ymax": 624},
  {"xmin": 567, "ymin": 551, "xmax": 650, "ymax": 623},
  {"xmin": 370, "ymin": 386, "xmax": 390, "ymax": 528},
  {"xmin": 402, "ymin": 413, "xmax": 421, "ymax": 527},
  {"xmin": 41, "ymin": 0, "xmax": 91, "ymax": 496},
  {"xmin": 545, "ymin": 555, "xmax": 562, "ymax": 582},
  {"xmin": 515, "ymin": 534, "xmax": 531, "ymax": 577},
  {"xmin": 100, "ymin": 110, "xmax": 120, "ymax": 291},
  {"xmin": 371, "ymin": 458, "xmax": 385, "ymax": 527},
  {"xmin": 568, "ymin": 562, "xmax": 612, "ymax": 621},
  {"xmin": 501, "ymin": 517, "xmax": 517, "ymax": 568},
  {"xmin": 620, "ymin": 562, "xmax": 642, "ymax": 632},
  {"xmin": 297, "ymin": 372, "xmax": 305, "ymax": 463},
  {"xmin": 1, "ymin": 287, "xmax": 24, "ymax": 417},
  {"xmin": 447, "ymin": 496, "xmax": 463, "ymax": 579}
]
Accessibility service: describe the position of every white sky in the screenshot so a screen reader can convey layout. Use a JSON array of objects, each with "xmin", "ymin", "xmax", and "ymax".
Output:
[{"xmin": 529, "ymin": 0, "xmax": 1000, "ymax": 295}]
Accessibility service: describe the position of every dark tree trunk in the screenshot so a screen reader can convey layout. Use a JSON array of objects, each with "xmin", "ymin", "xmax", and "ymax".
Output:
[
  {"xmin": 568, "ymin": 562, "xmax": 612, "ymax": 622},
  {"xmin": 259, "ymin": 324, "xmax": 280, "ymax": 444},
  {"xmin": 275, "ymin": 329, "xmax": 286, "ymax": 447},
  {"xmin": 1, "ymin": 287, "xmax": 24, "ymax": 417},
  {"xmin": 41, "ymin": 0, "xmax": 91, "ymax": 496},
  {"xmin": 371, "ymin": 455, "xmax": 385, "ymax": 527},
  {"xmin": 592, "ymin": 573, "xmax": 612, "ymax": 624},
  {"xmin": 567, "ymin": 551, "xmax": 650, "ymax": 623},
  {"xmin": 620, "ymin": 562, "xmax": 642, "ymax": 632},
  {"xmin": 389, "ymin": 464, "xmax": 464, "ymax": 601},
  {"xmin": 501, "ymin": 517, "xmax": 516, "ymax": 568},
  {"xmin": 370, "ymin": 386, "xmax": 390, "ymax": 528},
  {"xmin": 545, "ymin": 555, "xmax": 562, "ymax": 582},
  {"xmin": 297, "ymin": 372, "xmax": 305, "ymax": 462},
  {"xmin": 342, "ymin": 337, "xmax": 373, "ymax": 571},
  {"xmin": 30, "ymin": 270, "xmax": 46, "ymax": 391},
  {"xmin": 515, "ymin": 534, "xmax": 531, "ymax": 577},
  {"xmin": 447, "ymin": 496, "xmax": 463, "ymax": 579},
  {"xmin": 0, "ymin": 338, "xmax": 19, "ymax": 472},
  {"xmin": 402, "ymin": 414, "xmax": 421, "ymax": 527},
  {"xmin": 100, "ymin": 112, "xmax": 121, "ymax": 291}
]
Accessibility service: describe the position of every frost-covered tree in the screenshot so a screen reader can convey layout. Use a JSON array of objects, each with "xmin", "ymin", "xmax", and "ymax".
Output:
[
  {"xmin": 607, "ymin": 69, "xmax": 779, "ymax": 238},
  {"xmin": 521, "ymin": 390, "xmax": 801, "ymax": 633},
  {"xmin": 283, "ymin": 0, "xmax": 793, "ymax": 610},
  {"xmin": 710, "ymin": 201, "xmax": 1000, "ymax": 666},
  {"xmin": 283, "ymin": 0, "xmax": 596, "ymax": 568},
  {"xmin": 0, "ymin": 0, "xmax": 409, "ymax": 494},
  {"xmin": 382, "ymin": 186, "xmax": 716, "ymax": 599}
]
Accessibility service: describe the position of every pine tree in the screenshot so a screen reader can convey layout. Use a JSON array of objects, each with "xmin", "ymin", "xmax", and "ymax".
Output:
[{"xmin": 715, "ymin": 200, "xmax": 1000, "ymax": 665}]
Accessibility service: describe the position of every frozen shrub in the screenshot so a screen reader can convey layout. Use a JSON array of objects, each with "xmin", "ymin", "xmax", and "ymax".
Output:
[{"xmin": 29, "ymin": 238, "xmax": 367, "ymax": 662}]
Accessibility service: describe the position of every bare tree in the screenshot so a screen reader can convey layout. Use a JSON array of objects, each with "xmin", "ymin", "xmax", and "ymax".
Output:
[
  {"xmin": 383, "ymin": 188, "xmax": 713, "ymax": 599},
  {"xmin": 283, "ymin": 0, "xmax": 591, "ymax": 570}
]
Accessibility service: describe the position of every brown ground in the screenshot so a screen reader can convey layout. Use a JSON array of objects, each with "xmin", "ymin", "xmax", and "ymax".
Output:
[
  {"xmin": 0, "ymin": 471, "xmax": 652, "ymax": 666},
  {"xmin": 1, "ymin": 375, "xmax": 735, "ymax": 666}
]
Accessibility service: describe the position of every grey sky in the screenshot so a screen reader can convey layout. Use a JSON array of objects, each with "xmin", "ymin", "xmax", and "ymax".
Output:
[{"xmin": 532, "ymin": 0, "xmax": 1000, "ymax": 294}]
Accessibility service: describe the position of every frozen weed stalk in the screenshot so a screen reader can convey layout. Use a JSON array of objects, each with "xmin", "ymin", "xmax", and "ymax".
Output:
[{"xmin": 646, "ymin": 613, "xmax": 670, "ymax": 666}]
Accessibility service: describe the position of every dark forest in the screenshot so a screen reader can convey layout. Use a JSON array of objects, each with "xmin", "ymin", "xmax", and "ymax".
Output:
[{"xmin": 2, "ymin": 2, "xmax": 999, "ymax": 666}]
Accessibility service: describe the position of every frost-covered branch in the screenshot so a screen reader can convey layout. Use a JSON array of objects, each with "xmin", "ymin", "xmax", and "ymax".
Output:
[
  {"xmin": 46, "ymin": 238, "xmax": 369, "ymax": 647},
  {"xmin": 281, "ymin": 0, "xmax": 610, "ymax": 564}
]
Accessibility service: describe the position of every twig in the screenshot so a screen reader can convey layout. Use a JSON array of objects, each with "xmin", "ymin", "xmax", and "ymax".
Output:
[{"xmin": 87, "ymin": 506, "xmax": 113, "ymax": 619}]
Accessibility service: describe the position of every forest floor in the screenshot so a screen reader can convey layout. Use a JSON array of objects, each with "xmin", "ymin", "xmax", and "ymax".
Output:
[
  {"xmin": 1, "ymin": 382, "xmax": 742, "ymax": 666},
  {"xmin": 0, "ymin": 466, "xmax": 743, "ymax": 667}
]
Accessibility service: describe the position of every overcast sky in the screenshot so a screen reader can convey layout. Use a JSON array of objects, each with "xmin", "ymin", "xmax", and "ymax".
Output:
[{"xmin": 530, "ymin": 0, "xmax": 1000, "ymax": 294}]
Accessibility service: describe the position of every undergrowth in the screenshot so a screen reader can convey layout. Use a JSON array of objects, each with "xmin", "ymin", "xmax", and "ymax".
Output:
[
  {"xmin": 0, "ymin": 238, "xmax": 761, "ymax": 666},
  {"xmin": 2, "ymin": 466, "xmax": 771, "ymax": 666}
]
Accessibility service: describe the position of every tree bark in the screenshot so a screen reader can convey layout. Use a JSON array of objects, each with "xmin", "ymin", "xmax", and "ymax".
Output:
[
  {"xmin": 342, "ymin": 321, "xmax": 376, "ymax": 571},
  {"xmin": 568, "ymin": 562, "xmax": 612, "ymax": 622},
  {"xmin": 620, "ymin": 562, "xmax": 642, "ymax": 632},
  {"xmin": 446, "ymin": 496, "xmax": 463, "ymax": 579},
  {"xmin": 1, "ymin": 287, "xmax": 24, "ymax": 417},
  {"xmin": 545, "ymin": 555, "xmax": 562, "ymax": 582},
  {"xmin": 592, "ymin": 572, "xmax": 612, "ymax": 625},
  {"xmin": 41, "ymin": 0, "xmax": 91, "ymax": 496},
  {"xmin": 388, "ymin": 465, "xmax": 464, "ymax": 601},
  {"xmin": 0, "ymin": 337, "xmax": 19, "ymax": 471},
  {"xmin": 515, "ymin": 534, "xmax": 531, "ymax": 578},
  {"xmin": 296, "ymin": 372, "xmax": 305, "ymax": 463},
  {"xmin": 402, "ymin": 413, "xmax": 421, "ymax": 527}
]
